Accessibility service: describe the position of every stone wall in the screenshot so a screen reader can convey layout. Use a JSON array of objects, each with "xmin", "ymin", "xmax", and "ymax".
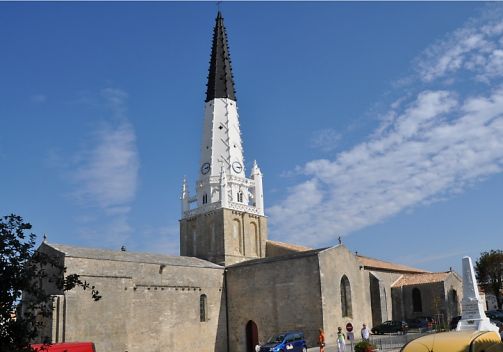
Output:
[
  {"xmin": 51, "ymin": 254, "xmax": 226, "ymax": 352},
  {"xmin": 222, "ymin": 209, "xmax": 267, "ymax": 265},
  {"xmin": 443, "ymin": 272, "xmax": 463, "ymax": 323},
  {"xmin": 364, "ymin": 270, "xmax": 402, "ymax": 326},
  {"xmin": 226, "ymin": 252, "xmax": 323, "ymax": 351},
  {"xmin": 399, "ymin": 281, "xmax": 446, "ymax": 321},
  {"xmin": 391, "ymin": 285, "xmax": 403, "ymax": 322},
  {"xmin": 180, "ymin": 208, "xmax": 267, "ymax": 266},
  {"xmin": 391, "ymin": 272, "xmax": 462, "ymax": 325},
  {"xmin": 24, "ymin": 244, "xmax": 66, "ymax": 343},
  {"xmin": 180, "ymin": 209, "xmax": 226, "ymax": 264},
  {"xmin": 318, "ymin": 246, "xmax": 373, "ymax": 343}
]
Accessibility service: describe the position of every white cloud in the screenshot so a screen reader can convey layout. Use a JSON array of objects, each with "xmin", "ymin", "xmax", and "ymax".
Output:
[
  {"xmin": 68, "ymin": 88, "xmax": 139, "ymax": 245},
  {"xmin": 72, "ymin": 118, "xmax": 139, "ymax": 210},
  {"xmin": 416, "ymin": 5, "xmax": 503, "ymax": 83},
  {"xmin": 101, "ymin": 88, "xmax": 128, "ymax": 117},
  {"xmin": 310, "ymin": 128, "xmax": 342, "ymax": 152},
  {"xmin": 269, "ymin": 7, "xmax": 503, "ymax": 248},
  {"xmin": 270, "ymin": 87, "xmax": 503, "ymax": 247}
]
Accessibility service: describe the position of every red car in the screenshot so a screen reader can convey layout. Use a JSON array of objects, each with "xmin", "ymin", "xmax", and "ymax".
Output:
[{"xmin": 31, "ymin": 342, "xmax": 96, "ymax": 352}]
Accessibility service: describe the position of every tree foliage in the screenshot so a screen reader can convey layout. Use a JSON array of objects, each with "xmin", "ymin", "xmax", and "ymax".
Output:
[
  {"xmin": 354, "ymin": 340, "xmax": 377, "ymax": 352},
  {"xmin": 475, "ymin": 249, "xmax": 503, "ymax": 310},
  {"xmin": 0, "ymin": 214, "xmax": 101, "ymax": 352}
]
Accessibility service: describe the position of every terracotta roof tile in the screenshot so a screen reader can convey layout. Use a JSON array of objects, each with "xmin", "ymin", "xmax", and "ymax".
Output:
[
  {"xmin": 357, "ymin": 255, "xmax": 429, "ymax": 274},
  {"xmin": 392, "ymin": 272, "xmax": 451, "ymax": 287},
  {"xmin": 266, "ymin": 240, "xmax": 312, "ymax": 252}
]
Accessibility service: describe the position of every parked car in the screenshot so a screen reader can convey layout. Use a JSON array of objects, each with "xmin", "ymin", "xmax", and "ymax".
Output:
[
  {"xmin": 490, "ymin": 319, "xmax": 503, "ymax": 328},
  {"xmin": 486, "ymin": 310, "xmax": 503, "ymax": 323},
  {"xmin": 371, "ymin": 320, "xmax": 408, "ymax": 334},
  {"xmin": 449, "ymin": 315, "xmax": 462, "ymax": 330},
  {"xmin": 258, "ymin": 331, "xmax": 307, "ymax": 352},
  {"xmin": 31, "ymin": 342, "xmax": 96, "ymax": 352},
  {"xmin": 407, "ymin": 317, "xmax": 435, "ymax": 331},
  {"xmin": 406, "ymin": 319, "xmax": 423, "ymax": 330}
]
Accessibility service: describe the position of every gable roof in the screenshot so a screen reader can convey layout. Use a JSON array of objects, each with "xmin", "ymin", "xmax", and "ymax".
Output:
[
  {"xmin": 266, "ymin": 240, "xmax": 312, "ymax": 252},
  {"xmin": 40, "ymin": 243, "xmax": 223, "ymax": 269},
  {"xmin": 228, "ymin": 247, "xmax": 326, "ymax": 269},
  {"xmin": 264, "ymin": 240, "xmax": 429, "ymax": 274},
  {"xmin": 392, "ymin": 272, "xmax": 452, "ymax": 287},
  {"xmin": 357, "ymin": 254, "xmax": 428, "ymax": 274}
]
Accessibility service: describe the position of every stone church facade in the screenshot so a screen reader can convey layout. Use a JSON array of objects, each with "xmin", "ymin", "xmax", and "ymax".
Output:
[{"xmin": 30, "ymin": 12, "xmax": 463, "ymax": 352}]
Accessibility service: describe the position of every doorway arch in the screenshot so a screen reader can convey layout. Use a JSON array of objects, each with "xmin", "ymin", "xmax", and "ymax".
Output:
[{"xmin": 246, "ymin": 320, "xmax": 258, "ymax": 352}]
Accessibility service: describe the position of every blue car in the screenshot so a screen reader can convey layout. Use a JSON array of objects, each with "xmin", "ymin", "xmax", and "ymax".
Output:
[{"xmin": 259, "ymin": 331, "xmax": 307, "ymax": 352}]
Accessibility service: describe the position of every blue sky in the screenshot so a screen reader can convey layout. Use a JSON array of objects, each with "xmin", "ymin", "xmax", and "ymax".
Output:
[{"xmin": 1, "ymin": 2, "xmax": 502, "ymax": 274}]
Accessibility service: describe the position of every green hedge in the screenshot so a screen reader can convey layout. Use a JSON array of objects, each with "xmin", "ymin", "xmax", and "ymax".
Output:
[{"xmin": 354, "ymin": 341, "xmax": 377, "ymax": 352}]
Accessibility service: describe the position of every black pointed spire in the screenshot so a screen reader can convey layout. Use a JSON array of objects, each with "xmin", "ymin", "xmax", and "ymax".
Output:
[{"xmin": 205, "ymin": 11, "xmax": 237, "ymax": 102}]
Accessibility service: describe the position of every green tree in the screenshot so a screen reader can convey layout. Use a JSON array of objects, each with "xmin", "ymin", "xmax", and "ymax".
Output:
[
  {"xmin": 0, "ymin": 214, "xmax": 101, "ymax": 352},
  {"xmin": 475, "ymin": 249, "xmax": 503, "ymax": 310}
]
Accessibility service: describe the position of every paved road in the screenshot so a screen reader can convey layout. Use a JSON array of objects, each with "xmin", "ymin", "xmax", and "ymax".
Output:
[
  {"xmin": 307, "ymin": 344, "xmax": 401, "ymax": 352},
  {"xmin": 306, "ymin": 332, "xmax": 425, "ymax": 352}
]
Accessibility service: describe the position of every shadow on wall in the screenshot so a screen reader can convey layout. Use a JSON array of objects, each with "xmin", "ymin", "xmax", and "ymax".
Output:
[{"xmin": 215, "ymin": 273, "xmax": 228, "ymax": 352}]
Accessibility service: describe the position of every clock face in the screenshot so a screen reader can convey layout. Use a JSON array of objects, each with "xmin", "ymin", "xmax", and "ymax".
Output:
[
  {"xmin": 232, "ymin": 161, "xmax": 243, "ymax": 173},
  {"xmin": 201, "ymin": 162, "xmax": 211, "ymax": 175}
]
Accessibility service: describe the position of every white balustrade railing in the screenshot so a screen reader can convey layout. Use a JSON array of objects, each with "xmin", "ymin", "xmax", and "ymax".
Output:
[
  {"xmin": 183, "ymin": 200, "xmax": 261, "ymax": 218},
  {"xmin": 183, "ymin": 201, "xmax": 222, "ymax": 218}
]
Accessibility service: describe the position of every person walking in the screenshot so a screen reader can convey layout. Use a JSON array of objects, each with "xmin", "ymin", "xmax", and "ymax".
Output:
[
  {"xmin": 336, "ymin": 327, "xmax": 346, "ymax": 352},
  {"xmin": 361, "ymin": 323, "xmax": 370, "ymax": 342},
  {"xmin": 318, "ymin": 328, "xmax": 325, "ymax": 352}
]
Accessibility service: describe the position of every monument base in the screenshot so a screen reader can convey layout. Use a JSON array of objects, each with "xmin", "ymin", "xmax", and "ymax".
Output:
[{"xmin": 456, "ymin": 318, "xmax": 499, "ymax": 332}]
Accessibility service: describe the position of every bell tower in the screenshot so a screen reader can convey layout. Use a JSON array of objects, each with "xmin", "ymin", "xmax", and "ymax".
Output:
[{"xmin": 179, "ymin": 12, "xmax": 267, "ymax": 266}]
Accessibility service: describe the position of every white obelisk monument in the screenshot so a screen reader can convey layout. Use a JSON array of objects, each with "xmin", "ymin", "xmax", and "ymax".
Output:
[{"xmin": 456, "ymin": 256, "xmax": 499, "ymax": 332}]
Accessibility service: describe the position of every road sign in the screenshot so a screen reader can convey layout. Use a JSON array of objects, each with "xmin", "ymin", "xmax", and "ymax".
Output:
[{"xmin": 346, "ymin": 322, "xmax": 353, "ymax": 332}]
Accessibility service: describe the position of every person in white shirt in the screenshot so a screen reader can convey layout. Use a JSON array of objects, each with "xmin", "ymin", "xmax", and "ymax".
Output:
[
  {"xmin": 337, "ymin": 327, "xmax": 346, "ymax": 352},
  {"xmin": 361, "ymin": 324, "xmax": 370, "ymax": 342}
]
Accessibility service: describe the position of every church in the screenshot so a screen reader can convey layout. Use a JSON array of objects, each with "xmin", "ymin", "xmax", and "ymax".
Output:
[{"xmin": 32, "ymin": 12, "xmax": 462, "ymax": 352}]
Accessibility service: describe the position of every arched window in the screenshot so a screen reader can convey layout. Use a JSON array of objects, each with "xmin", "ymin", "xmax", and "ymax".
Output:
[
  {"xmin": 340, "ymin": 275, "xmax": 352, "ymax": 317},
  {"xmin": 450, "ymin": 289, "xmax": 459, "ymax": 316},
  {"xmin": 412, "ymin": 288, "xmax": 422, "ymax": 312},
  {"xmin": 202, "ymin": 194, "xmax": 208, "ymax": 204},
  {"xmin": 237, "ymin": 191, "xmax": 243, "ymax": 203},
  {"xmin": 200, "ymin": 294, "xmax": 207, "ymax": 322}
]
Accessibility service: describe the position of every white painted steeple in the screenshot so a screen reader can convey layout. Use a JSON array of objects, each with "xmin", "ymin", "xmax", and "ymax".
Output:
[{"xmin": 181, "ymin": 11, "xmax": 264, "ymax": 218}]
